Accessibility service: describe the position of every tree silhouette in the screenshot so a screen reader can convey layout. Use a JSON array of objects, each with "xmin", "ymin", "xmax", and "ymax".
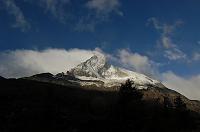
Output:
[
  {"xmin": 118, "ymin": 79, "xmax": 143, "ymax": 122},
  {"xmin": 119, "ymin": 79, "xmax": 143, "ymax": 103},
  {"xmin": 174, "ymin": 96, "xmax": 193, "ymax": 129},
  {"xmin": 174, "ymin": 96, "xmax": 186, "ymax": 111}
]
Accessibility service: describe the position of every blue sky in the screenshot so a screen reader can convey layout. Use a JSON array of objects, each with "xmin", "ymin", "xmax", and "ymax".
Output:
[{"xmin": 0, "ymin": 0, "xmax": 200, "ymax": 99}]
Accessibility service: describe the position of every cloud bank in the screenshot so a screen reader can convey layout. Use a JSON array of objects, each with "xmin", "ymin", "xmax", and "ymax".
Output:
[
  {"xmin": 1, "ymin": 48, "xmax": 155, "ymax": 78},
  {"xmin": 0, "ymin": 48, "xmax": 97, "ymax": 78},
  {"xmin": 109, "ymin": 49, "xmax": 159, "ymax": 79},
  {"xmin": 162, "ymin": 72, "xmax": 200, "ymax": 100}
]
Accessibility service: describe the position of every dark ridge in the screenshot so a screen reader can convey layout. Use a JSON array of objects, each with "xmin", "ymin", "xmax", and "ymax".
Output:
[
  {"xmin": 30, "ymin": 73, "xmax": 54, "ymax": 78},
  {"xmin": 0, "ymin": 76, "xmax": 6, "ymax": 80}
]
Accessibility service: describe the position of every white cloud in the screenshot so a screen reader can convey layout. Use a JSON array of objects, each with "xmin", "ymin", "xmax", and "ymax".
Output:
[
  {"xmin": 193, "ymin": 52, "xmax": 200, "ymax": 61},
  {"xmin": 161, "ymin": 36, "xmax": 176, "ymax": 49},
  {"xmin": 0, "ymin": 48, "xmax": 98, "ymax": 78},
  {"xmin": 108, "ymin": 49, "xmax": 160, "ymax": 79},
  {"xmin": 86, "ymin": 0, "xmax": 122, "ymax": 16},
  {"xmin": 162, "ymin": 71, "xmax": 200, "ymax": 100},
  {"xmin": 164, "ymin": 48, "xmax": 186, "ymax": 60},
  {"xmin": 2, "ymin": 0, "xmax": 30, "ymax": 31},
  {"xmin": 0, "ymin": 48, "xmax": 159, "ymax": 79}
]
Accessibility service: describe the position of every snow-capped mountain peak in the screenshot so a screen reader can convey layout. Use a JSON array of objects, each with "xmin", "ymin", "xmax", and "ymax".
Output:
[
  {"xmin": 70, "ymin": 52, "xmax": 110, "ymax": 79},
  {"xmin": 68, "ymin": 52, "xmax": 163, "ymax": 89}
]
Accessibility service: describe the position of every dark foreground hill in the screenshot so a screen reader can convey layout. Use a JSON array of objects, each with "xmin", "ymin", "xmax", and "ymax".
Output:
[
  {"xmin": 0, "ymin": 78, "xmax": 200, "ymax": 132},
  {"xmin": 0, "ymin": 76, "xmax": 5, "ymax": 80}
]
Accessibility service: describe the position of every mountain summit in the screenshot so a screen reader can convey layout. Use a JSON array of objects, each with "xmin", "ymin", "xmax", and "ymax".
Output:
[
  {"xmin": 68, "ymin": 53, "xmax": 162, "ymax": 89},
  {"xmin": 70, "ymin": 53, "xmax": 110, "ymax": 79}
]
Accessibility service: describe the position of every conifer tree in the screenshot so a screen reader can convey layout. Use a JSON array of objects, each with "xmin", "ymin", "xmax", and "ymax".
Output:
[{"xmin": 119, "ymin": 79, "xmax": 143, "ymax": 103}]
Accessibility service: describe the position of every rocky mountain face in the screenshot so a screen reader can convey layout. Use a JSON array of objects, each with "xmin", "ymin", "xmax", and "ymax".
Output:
[{"xmin": 70, "ymin": 53, "xmax": 110, "ymax": 79}]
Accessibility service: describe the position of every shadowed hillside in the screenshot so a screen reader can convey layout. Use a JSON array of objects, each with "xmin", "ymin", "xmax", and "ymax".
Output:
[{"xmin": 0, "ymin": 78, "xmax": 200, "ymax": 132}]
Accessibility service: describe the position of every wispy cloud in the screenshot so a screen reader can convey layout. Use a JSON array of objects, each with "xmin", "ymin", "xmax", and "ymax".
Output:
[
  {"xmin": 86, "ymin": 0, "xmax": 123, "ymax": 16},
  {"xmin": 1, "ymin": 0, "xmax": 123, "ymax": 32},
  {"xmin": 74, "ymin": 14, "xmax": 99, "ymax": 32},
  {"xmin": 147, "ymin": 17, "xmax": 183, "ymax": 37},
  {"xmin": 72, "ymin": 0, "xmax": 123, "ymax": 32},
  {"xmin": 1, "ymin": 0, "xmax": 31, "ymax": 31},
  {"xmin": 75, "ymin": 0, "xmax": 123, "ymax": 32},
  {"xmin": 164, "ymin": 49, "xmax": 186, "ymax": 61},
  {"xmin": 193, "ymin": 52, "xmax": 200, "ymax": 61},
  {"xmin": 38, "ymin": 0, "xmax": 71, "ymax": 23},
  {"xmin": 35, "ymin": 0, "xmax": 123, "ymax": 31},
  {"xmin": 147, "ymin": 17, "xmax": 186, "ymax": 60}
]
